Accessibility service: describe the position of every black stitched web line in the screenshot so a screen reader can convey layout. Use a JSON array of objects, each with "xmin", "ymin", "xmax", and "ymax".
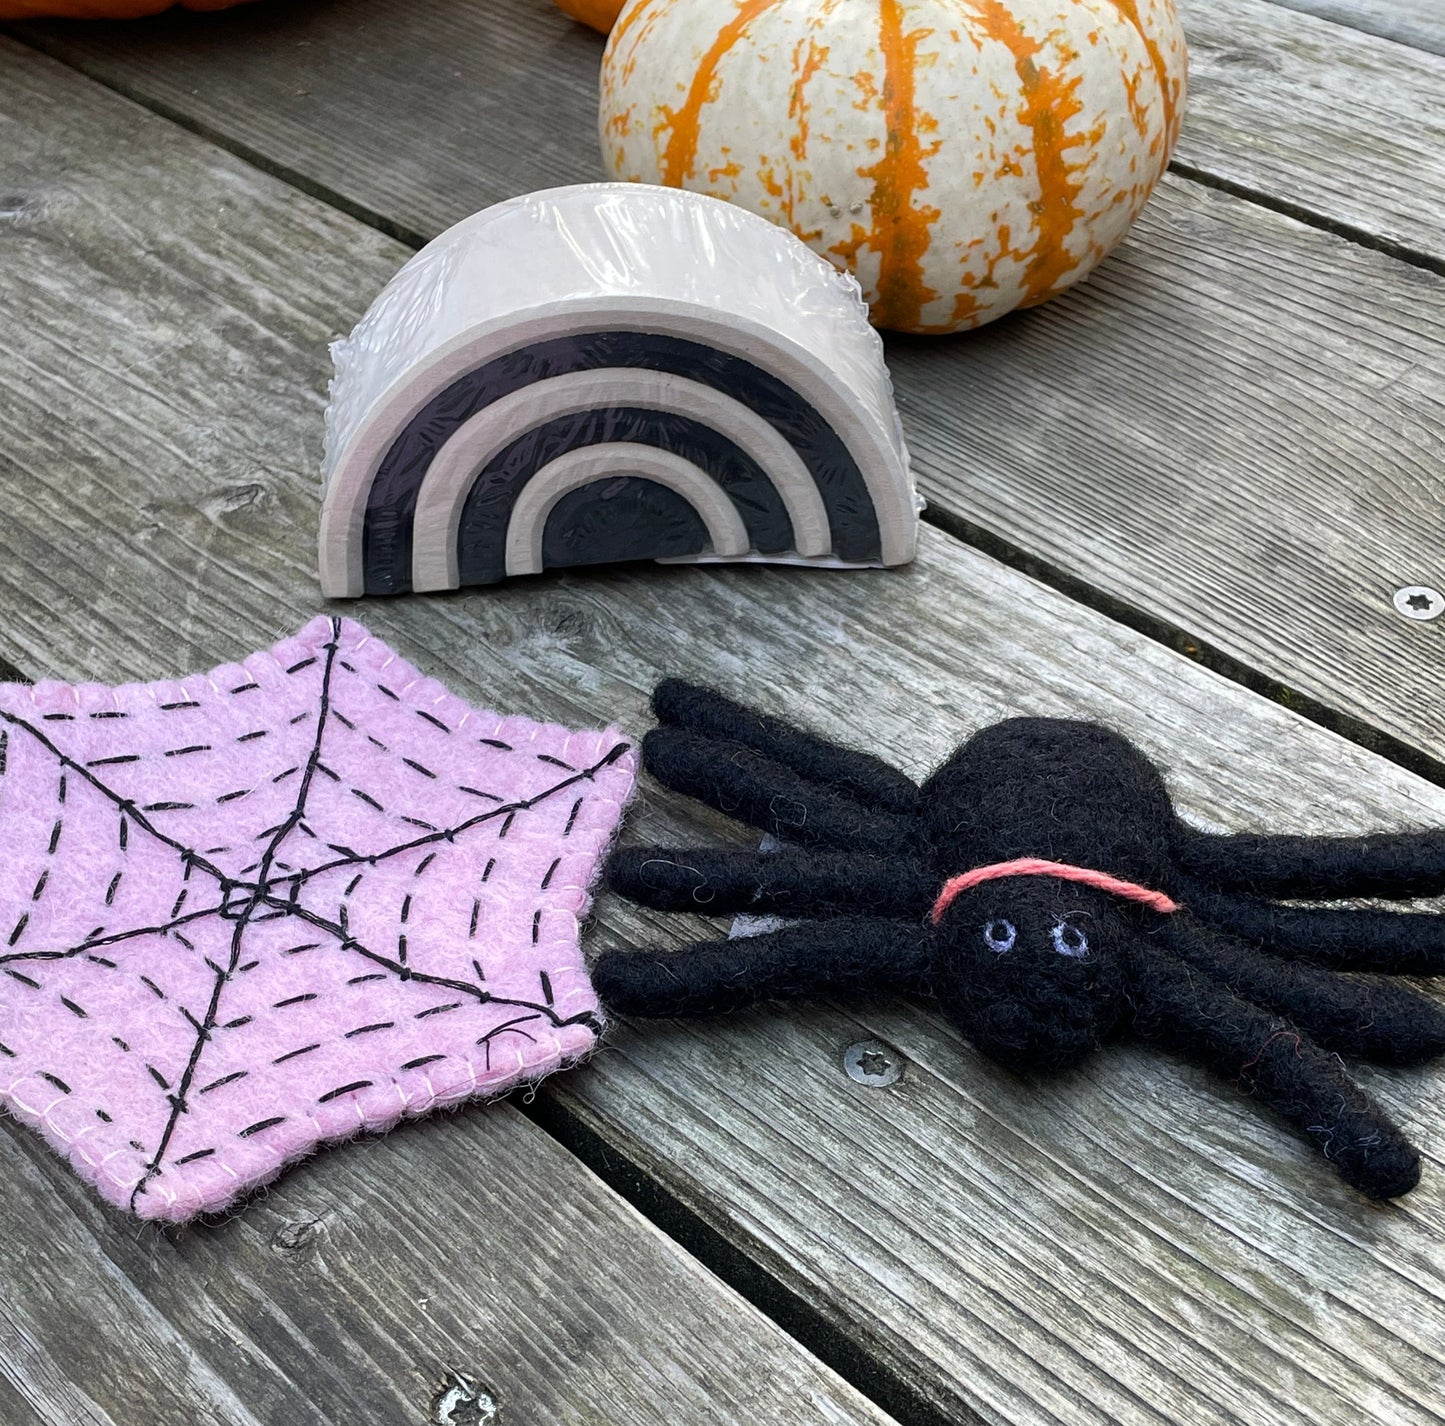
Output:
[
  {"xmin": 120, "ymin": 625, "xmax": 345, "ymax": 1210},
  {"xmin": 0, "ymin": 618, "xmax": 624, "ymax": 1212}
]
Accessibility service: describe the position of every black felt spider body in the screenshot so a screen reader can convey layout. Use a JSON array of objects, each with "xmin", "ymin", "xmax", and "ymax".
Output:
[{"xmin": 594, "ymin": 681, "xmax": 1445, "ymax": 1201}]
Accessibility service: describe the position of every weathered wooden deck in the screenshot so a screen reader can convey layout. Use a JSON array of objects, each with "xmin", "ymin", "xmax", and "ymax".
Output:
[{"xmin": 1, "ymin": 2, "xmax": 1443, "ymax": 1422}]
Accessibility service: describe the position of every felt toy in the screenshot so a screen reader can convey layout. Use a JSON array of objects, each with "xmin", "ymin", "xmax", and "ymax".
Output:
[
  {"xmin": 0, "ymin": 0, "xmax": 256, "ymax": 17},
  {"xmin": 318, "ymin": 183, "xmax": 918, "ymax": 599},
  {"xmin": 595, "ymin": 681, "xmax": 1445, "ymax": 1201},
  {"xmin": 0, "ymin": 617, "xmax": 636, "ymax": 1222},
  {"xmin": 600, "ymin": 0, "xmax": 1189, "ymax": 333},
  {"xmin": 552, "ymin": 0, "xmax": 624, "ymax": 33}
]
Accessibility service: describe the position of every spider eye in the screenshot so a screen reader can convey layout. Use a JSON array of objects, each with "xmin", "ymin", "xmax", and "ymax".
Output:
[
  {"xmin": 982, "ymin": 919, "xmax": 1017, "ymax": 954},
  {"xmin": 1052, "ymin": 921, "xmax": 1089, "ymax": 958}
]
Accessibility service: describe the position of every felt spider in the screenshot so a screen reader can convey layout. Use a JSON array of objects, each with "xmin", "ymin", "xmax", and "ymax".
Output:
[{"xmin": 594, "ymin": 681, "xmax": 1445, "ymax": 1201}]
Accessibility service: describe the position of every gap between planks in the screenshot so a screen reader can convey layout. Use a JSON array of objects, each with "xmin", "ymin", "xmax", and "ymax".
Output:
[
  {"xmin": 5, "ymin": 0, "xmax": 1445, "ymax": 796},
  {"xmin": 8, "ymin": 0, "xmax": 1444, "ymax": 272},
  {"xmin": 6, "ymin": 42, "xmax": 1445, "ymax": 1424},
  {"xmin": 1176, "ymin": 0, "xmax": 1445, "ymax": 275},
  {"xmin": 1262, "ymin": 0, "xmax": 1445, "ymax": 56}
]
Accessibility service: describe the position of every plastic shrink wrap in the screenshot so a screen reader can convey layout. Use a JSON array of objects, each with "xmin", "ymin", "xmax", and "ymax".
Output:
[{"xmin": 319, "ymin": 183, "xmax": 918, "ymax": 598}]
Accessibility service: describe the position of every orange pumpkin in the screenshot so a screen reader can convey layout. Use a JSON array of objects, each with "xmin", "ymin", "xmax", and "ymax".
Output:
[
  {"xmin": 0, "ymin": 0, "xmax": 257, "ymax": 17},
  {"xmin": 601, "ymin": 0, "xmax": 1187, "ymax": 333},
  {"xmin": 552, "ymin": 0, "xmax": 626, "ymax": 33}
]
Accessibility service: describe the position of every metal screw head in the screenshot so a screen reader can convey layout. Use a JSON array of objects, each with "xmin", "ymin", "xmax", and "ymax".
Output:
[
  {"xmin": 843, "ymin": 1039, "xmax": 903, "ymax": 1087},
  {"xmin": 1393, "ymin": 586, "xmax": 1444, "ymax": 621}
]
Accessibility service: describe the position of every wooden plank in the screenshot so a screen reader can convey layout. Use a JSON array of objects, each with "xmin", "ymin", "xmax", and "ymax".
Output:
[
  {"xmin": 2, "ymin": 1104, "xmax": 900, "ymax": 1426},
  {"xmin": 10, "ymin": 0, "xmax": 1445, "ymax": 765},
  {"xmin": 9, "ymin": 0, "xmax": 606, "ymax": 245},
  {"xmin": 1263, "ymin": 0, "xmax": 1445, "ymax": 56},
  {"xmin": 0, "ymin": 53, "xmax": 901, "ymax": 1426},
  {"xmin": 0, "ymin": 1337, "xmax": 85, "ymax": 1426},
  {"xmin": 12, "ymin": 0, "xmax": 1445, "ymax": 267},
  {"xmin": 889, "ymin": 172, "xmax": 1445, "ymax": 767},
  {"xmin": 1176, "ymin": 0, "xmax": 1445, "ymax": 265},
  {"xmin": 5, "ymin": 39, "xmax": 1445, "ymax": 1426}
]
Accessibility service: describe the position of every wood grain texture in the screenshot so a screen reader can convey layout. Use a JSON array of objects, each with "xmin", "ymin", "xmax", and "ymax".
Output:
[
  {"xmin": 12, "ymin": 0, "xmax": 1445, "ymax": 765},
  {"xmin": 0, "ymin": 49, "xmax": 900, "ymax": 1426},
  {"xmin": 14, "ymin": 0, "xmax": 1445, "ymax": 266},
  {"xmin": 12, "ymin": 0, "xmax": 607, "ymax": 243},
  {"xmin": 1264, "ymin": 0, "xmax": 1445, "ymax": 56},
  {"xmin": 1, "ymin": 1099, "xmax": 898, "ymax": 1426},
  {"xmin": 1176, "ymin": 0, "xmax": 1445, "ymax": 265},
  {"xmin": 5, "ymin": 38, "xmax": 1445, "ymax": 1426},
  {"xmin": 888, "ymin": 173, "xmax": 1445, "ymax": 764}
]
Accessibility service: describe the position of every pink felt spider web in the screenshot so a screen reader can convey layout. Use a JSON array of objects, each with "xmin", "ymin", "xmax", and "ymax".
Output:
[{"xmin": 0, "ymin": 617, "xmax": 636, "ymax": 1222}]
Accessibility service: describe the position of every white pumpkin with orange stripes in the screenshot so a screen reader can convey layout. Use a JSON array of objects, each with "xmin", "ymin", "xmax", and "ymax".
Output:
[{"xmin": 600, "ymin": 0, "xmax": 1187, "ymax": 333}]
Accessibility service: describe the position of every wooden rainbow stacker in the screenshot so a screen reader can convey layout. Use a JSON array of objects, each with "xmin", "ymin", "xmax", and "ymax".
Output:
[{"xmin": 317, "ymin": 184, "xmax": 919, "ymax": 598}]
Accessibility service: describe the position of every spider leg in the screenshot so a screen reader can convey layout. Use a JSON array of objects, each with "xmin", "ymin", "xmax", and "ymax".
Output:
[
  {"xmin": 652, "ymin": 680, "xmax": 919, "ymax": 814},
  {"xmin": 1176, "ymin": 876, "xmax": 1445, "ymax": 975},
  {"xmin": 642, "ymin": 726, "xmax": 918, "ymax": 855},
  {"xmin": 608, "ymin": 846, "xmax": 935, "ymax": 919},
  {"xmin": 1125, "ymin": 936, "xmax": 1421, "ymax": 1199},
  {"xmin": 591, "ymin": 916, "xmax": 930, "ymax": 1018},
  {"xmin": 1151, "ymin": 916, "xmax": 1445, "ymax": 1065},
  {"xmin": 1173, "ymin": 821, "xmax": 1445, "ymax": 900}
]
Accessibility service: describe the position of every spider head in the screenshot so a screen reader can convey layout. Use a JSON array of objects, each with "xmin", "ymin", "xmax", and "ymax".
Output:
[{"xmin": 929, "ymin": 880, "xmax": 1130, "ymax": 1076}]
